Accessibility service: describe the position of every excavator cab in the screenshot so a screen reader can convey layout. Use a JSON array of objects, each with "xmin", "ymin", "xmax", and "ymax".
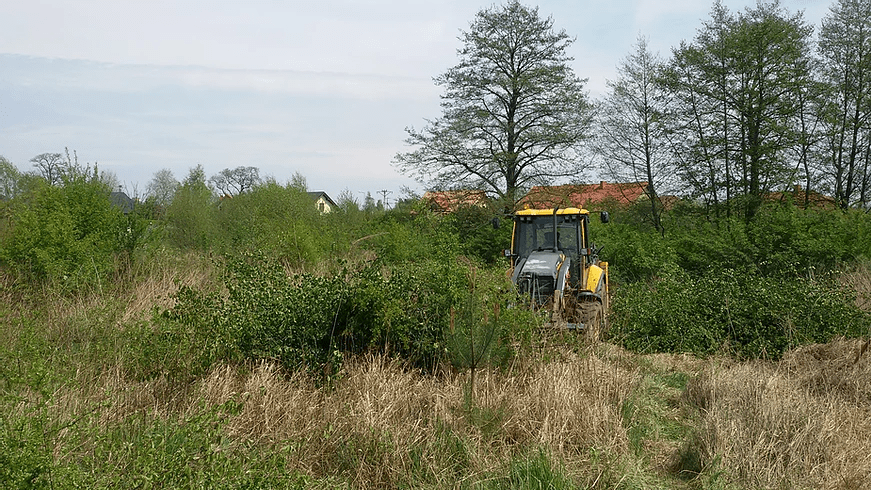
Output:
[{"xmin": 506, "ymin": 207, "xmax": 609, "ymax": 338}]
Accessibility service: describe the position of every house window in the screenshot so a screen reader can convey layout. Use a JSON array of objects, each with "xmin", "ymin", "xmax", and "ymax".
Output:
[{"xmin": 319, "ymin": 201, "xmax": 325, "ymax": 212}]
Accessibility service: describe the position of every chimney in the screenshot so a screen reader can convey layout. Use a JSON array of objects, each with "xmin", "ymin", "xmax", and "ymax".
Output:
[{"xmin": 599, "ymin": 180, "xmax": 606, "ymax": 189}]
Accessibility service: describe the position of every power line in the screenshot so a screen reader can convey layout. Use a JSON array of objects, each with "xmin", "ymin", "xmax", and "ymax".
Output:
[{"xmin": 378, "ymin": 189, "xmax": 392, "ymax": 208}]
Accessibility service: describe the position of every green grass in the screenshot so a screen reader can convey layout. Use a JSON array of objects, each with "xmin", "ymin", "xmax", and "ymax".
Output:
[{"xmin": 2, "ymin": 260, "xmax": 869, "ymax": 489}]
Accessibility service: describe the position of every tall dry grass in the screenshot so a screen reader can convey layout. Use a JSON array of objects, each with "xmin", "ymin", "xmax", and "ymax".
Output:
[
  {"xmin": 684, "ymin": 338, "xmax": 871, "ymax": 489},
  {"xmin": 28, "ymin": 328, "xmax": 871, "ymax": 488},
  {"xmin": 840, "ymin": 261, "xmax": 871, "ymax": 313},
  {"xmin": 118, "ymin": 249, "xmax": 219, "ymax": 323},
  {"xmin": 40, "ymin": 346, "xmax": 637, "ymax": 488},
  {"xmin": 195, "ymin": 348, "xmax": 638, "ymax": 486}
]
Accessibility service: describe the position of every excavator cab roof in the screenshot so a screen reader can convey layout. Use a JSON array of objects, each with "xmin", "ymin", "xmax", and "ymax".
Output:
[{"xmin": 514, "ymin": 207, "xmax": 589, "ymax": 217}]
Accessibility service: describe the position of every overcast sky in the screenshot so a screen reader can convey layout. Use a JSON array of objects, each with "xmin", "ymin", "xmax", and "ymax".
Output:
[{"xmin": 0, "ymin": 0, "xmax": 832, "ymax": 204}]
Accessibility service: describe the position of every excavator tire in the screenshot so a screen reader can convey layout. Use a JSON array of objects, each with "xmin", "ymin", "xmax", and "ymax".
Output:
[{"xmin": 578, "ymin": 300, "xmax": 604, "ymax": 342}]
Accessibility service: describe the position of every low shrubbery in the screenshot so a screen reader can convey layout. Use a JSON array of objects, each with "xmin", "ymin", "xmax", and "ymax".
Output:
[
  {"xmin": 609, "ymin": 269, "xmax": 870, "ymax": 359},
  {"xmin": 596, "ymin": 202, "xmax": 871, "ymax": 359},
  {"xmin": 0, "ymin": 169, "xmax": 132, "ymax": 290},
  {"xmin": 159, "ymin": 251, "xmax": 531, "ymax": 375}
]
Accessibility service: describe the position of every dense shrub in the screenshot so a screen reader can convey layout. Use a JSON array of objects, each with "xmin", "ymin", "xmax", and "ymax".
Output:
[
  {"xmin": 367, "ymin": 203, "xmax": 463, "ymax": 263},
  {"xmin": 609, "ymin": 269, "xmax": 870, "ymax": 359},
  {"xmin": 164, "ymin": 166, "xmax": 217, "ymax": 250},
  {"xmin": 443, "ymin": 204, "xmax": 512, "ymax": 265},
  {"xmin": 0, "ymin": 170, "xmax": 127, "ymax": 288},
  {"xmin": 215, "ymin": 181, "xmax": 336, "ymax": 266},
  {"xmin": 666, "ymin": 218, "xmax": 755, "ymax": 276},
  {"xmin": 595, "ymin": 223, "xmax": 681, "ymax": 283},
  {"xmin": 747, "ymin": 204, "xmax": 871, "ymax": 275},
  {"xmin": 163, "ymin": 252, "xmax": 478, "ymax": 373},
  {"xmin": 600, "ymin": 204, "xmax": 871, "ymax": 281}
]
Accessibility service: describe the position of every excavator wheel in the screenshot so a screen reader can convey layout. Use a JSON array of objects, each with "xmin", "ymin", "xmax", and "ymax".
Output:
[{"xmin": 578, "ymin": 300, "xmax": 604, "ymax": 342}]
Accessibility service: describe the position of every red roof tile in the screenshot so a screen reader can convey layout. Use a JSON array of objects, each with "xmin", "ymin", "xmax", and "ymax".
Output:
[
  {"xmin": 519, "ymin": 181, "xmax": 649, "ymax": 209},
  {"xmin": 423, "ymin": 190, "xmax": 488, "ymax": 212},
  {"xmin": 766, "ymin": 185, "xmax": 837, "ymax": 209}
]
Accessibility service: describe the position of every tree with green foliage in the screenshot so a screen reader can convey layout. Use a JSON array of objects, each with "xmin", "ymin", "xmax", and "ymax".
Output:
[
  {"xmin": 0, "ymin": 164, "xmax": 127, "ymax": 287},
  {"xmin": 165, "ymin": 165, "xmax": 216, "ymax": 250},
  {"xmin": 817, "ymin": 0, "xmax": 871, "ymax": 210},
  {"xmin": 0, "ymin": 156, "xmax": 21, "ymax": 200},
  {"xmin": 596, "ymin": 36, "xmax": 673, "ymax": 235},
  {"xmin": 444, "ymin": 265, "xmax": 514, "ymax": 397},
  {"xmin": 727, "ymin": 2, "xmax": 815, "ymax": 221},
  {"xmin": 216, "ymin": 180, "xmax": 327, "ymax": 265},
  {"xmin": 666, "ymin": 3, "xmax": 734, "ymax": 218},
  {"xmin": 394, "ymin": 1, "xmax": 593, "ymax": 204},
  {"xmin": 146, "ymin": 168, "xmax": 179, "ymax": 208},
  {"xmin": 668, "ymin": 1, "xmax": 815, "ymax": 222}
]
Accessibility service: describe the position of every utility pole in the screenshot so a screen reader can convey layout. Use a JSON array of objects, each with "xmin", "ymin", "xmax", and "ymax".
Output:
[{"xmin": 378, "ymin": 189, "xmax": 392, "ymax": 208}]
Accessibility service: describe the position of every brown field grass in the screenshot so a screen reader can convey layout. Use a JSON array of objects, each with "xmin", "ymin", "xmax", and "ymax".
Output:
[
  {"xmin": 118, "ymin": 249, "xmax": 219, "ymax": 323},
  {"xmin": 32, "ymin": 339, "xmax": 642, "ymax": 487},
  {"xmin": 122, "ymin": 346, "xmax": 636, "ymax": 486},
  {"xmin": 7, "ymin": 258, "xmax": 871, "ymax": 488},
  {"xmin": 684, "ymin": 338, "xmax": 871, "ymax": 489},
  {"xmin": 21, "ymin": 332, "xmax": 871, "ymax": 488}
]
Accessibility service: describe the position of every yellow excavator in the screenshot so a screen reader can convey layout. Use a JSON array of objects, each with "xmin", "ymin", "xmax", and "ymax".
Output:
[{"xmin": 504, "ymin": 207, "xmax": 610, "ymax": 339}]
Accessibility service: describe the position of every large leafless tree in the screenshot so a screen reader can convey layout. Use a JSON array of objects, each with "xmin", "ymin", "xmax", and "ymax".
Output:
[
  {"xmin": 30, "ymin": 152, "xmax": 65, "ymax": 186},
  {"xmin": 210, "ymin": 166, "xmax": 261, "ymax": 197}
]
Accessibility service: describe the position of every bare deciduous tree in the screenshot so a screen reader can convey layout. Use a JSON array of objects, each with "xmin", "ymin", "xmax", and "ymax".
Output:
[
  {"xmin": 30, "ymin": 152, "xmax": 65, "ymax": 185},
  {"xmin": 210, "ymin": 166, "xmax": 261, "ymax": 197},
  {"xmin": 596, "ymin": 36, "xmax": 673, "ymax": 234}
]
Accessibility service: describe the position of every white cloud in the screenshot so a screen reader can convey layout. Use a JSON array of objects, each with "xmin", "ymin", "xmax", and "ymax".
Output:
[
  {"xmin": 0, "ymin": 1, "xmax": 468, "ymax": 75},
  {"xmin": 0, "ymin": 0, "xmax": 833, "ymax": 199},
  {"xmin": 1, "ymin": 55, "xmax": 438, "ymax": 101}
]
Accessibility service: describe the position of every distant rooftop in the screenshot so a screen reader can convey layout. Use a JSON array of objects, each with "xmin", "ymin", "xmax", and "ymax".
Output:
[
  {"xmin": 423, "ymin": 190, "xmax": 488, "ymax": 212},
  {"xmin": 519, "ymin": 181, "xmax": 649, "ymax": 209},
  {"xmin": 110, "ymin": 190, "xmax": 135, "ymax": 214}
]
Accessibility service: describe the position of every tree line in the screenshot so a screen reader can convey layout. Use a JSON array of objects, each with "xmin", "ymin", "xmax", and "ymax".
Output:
[
  {"xmin": 6, "ymin": 0, "xmax": 868, "ymax": 231},
  {"xmin": 604, "ymin": 0, "xmax": 871, "ymax": 232},
  {"xmin": 1, "ymin": 0, "xmax": 870, "ymax": 369},
  {"xmin": 396, "ymin": 0, "xmax": 871, "ymax": 235}
]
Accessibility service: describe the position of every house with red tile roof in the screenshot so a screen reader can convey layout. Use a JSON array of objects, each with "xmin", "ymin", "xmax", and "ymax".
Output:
[
  {"xmin": 766, "ymin": 185, "xmax": 837, "ymax": 210},
  {"xmin": 518, "ymin": 181, "xmax": 650, "ymax": 209},
  {"xmin": 423, "ymin": 190, "xmax": 489, "ymax": 213}
]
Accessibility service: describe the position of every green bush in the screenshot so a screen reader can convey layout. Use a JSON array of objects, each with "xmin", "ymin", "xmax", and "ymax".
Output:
[
  {"xmin": 165, "ymin": 166, "xmax": 217, "ymax": 251},
  {"xmin": 164, "ymin": 252, "xmax": 478, "ymax": 373},
  {"xmin": 747, "ymin": 204, "xmax": 871, "ymax": 276},
  {"xmin": 0, "ymin": 401, "xmax": 56, "ymax": 488},
  {"xmin": 443, "ymin": 204, "xmax": 511, "ymax": 265},
  {"xmin": 666, "ymin": 218, "xmax": 754, "ymax": 276},
  {"xmin": 597, "ymin": 201, "xmax": 871, "ymax": 274},
  {"xmin": 0, "ymin": 169, "xmax": 127, "ymax": 288},
  {"xmin": 123, "ymin": 313, "xmax": 224, "ymax": 382},
  {"xmin": 367, "ymin": 202, "xmax": 462, "ymax": 264},
  {"xmin": 215, "ymin": 181, "xmax": 332, "ymax": 266},
  {"xmin": 596, "ymin": 223, "xmax": 680, "ymax": 283},
  {"xmin": 610, "ymin": 269, "xmax": 870, "ymax": 359}
]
